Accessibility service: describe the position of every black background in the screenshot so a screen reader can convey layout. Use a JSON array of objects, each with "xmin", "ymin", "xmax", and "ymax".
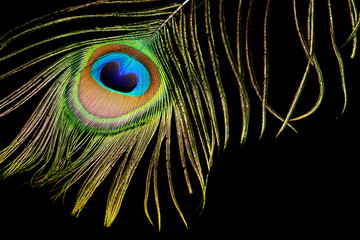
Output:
[{"xmin": 0, "ymin": 1, "xmax": 358, "ymax": 238}]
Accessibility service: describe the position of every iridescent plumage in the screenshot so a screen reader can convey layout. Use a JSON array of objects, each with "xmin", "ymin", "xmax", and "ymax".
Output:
[{"xmin": 0, "ymin": 0, "xmax": 358, "ymax": 230}]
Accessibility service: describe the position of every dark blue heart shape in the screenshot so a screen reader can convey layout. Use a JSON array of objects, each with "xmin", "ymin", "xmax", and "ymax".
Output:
[{"xmin": 100, "ymin": 61, "xmax": 138, "ymax": 93}]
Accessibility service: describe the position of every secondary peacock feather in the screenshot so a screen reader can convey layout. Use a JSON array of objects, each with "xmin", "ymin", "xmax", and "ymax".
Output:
[{"xmin": 0, "ymin": 0, "xmax": 358, "ymax": 229}]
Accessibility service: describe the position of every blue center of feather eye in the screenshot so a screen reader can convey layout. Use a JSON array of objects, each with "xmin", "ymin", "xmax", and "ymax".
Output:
[
  {"xmin": 100, "ymin": 61, "xmax": 137, "ymax": 93},
  {"xmin": 91, "ymin": 52, "xmax": 150, "ymax": 96}
]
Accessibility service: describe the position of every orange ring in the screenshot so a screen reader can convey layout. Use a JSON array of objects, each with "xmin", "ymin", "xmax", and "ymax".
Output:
[{"xmin": 78, "ymin": 44, "xmax": 160, "ymax": 118}]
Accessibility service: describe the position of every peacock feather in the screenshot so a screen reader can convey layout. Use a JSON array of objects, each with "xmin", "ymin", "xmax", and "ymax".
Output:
[{"xmin": 0, "ymin": 0, "xmax": 358, "ymax": 230}]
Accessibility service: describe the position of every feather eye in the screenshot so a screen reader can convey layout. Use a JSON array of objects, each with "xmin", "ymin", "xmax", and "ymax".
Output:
[{"xmin": 67, "ymin": 42, "xmax": 163, "ymax": 132}]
